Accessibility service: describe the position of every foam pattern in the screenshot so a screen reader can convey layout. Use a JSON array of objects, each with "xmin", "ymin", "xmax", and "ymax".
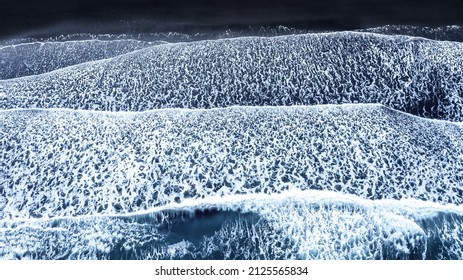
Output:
[
  {"xmin": 0, "ymin": 39, "xmax": 163, "ymax": 80},
  {"xmin": 2, "ymin": 27, "xmax": 463, "ymax": 260},
  {"xmin": 1, "ymin": 191, "xmax": 462, "ymax": 260},
  {"xmin": 1, "ymin": 32, "xmax": 463, "ymax": 121},
  {"xmin": 1, "ymin": 105, "xmax": 462, "ymax": 220},
  {"xmin": 361, "ymin": 25, "xmax": 463, "ymax": 42}
]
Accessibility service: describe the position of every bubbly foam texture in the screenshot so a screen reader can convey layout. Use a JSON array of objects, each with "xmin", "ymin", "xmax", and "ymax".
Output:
[
  {"xmin": 2, "ymin": 27, "xmax": 463, "ymax": 260},
  {"xmin": 1, "ymin": 105, "xmax": 462, "ymax": 219},
  {"xmin": 0, "ymin": 39, "xmax": 163, "ymax": 80},
  {"xmin": 360, "ymin": 25, "xmax": 463, "ymax": 42},
  {"xmin": 1, "ymin": 190, "xmax": 462, "ymax": 260},
  {"xmin": 1, "ymin": 32, "xmax": 463, "ymax": 121}
]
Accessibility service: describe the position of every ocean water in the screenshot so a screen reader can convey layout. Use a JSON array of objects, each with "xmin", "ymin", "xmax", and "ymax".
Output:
[
  {"xmin": 2, "ymin": 31, "xmax": 463, "ymax": 121},
  {"xmin": 1, "ymin": 26, "xmax": 463, "ymax": 260}
]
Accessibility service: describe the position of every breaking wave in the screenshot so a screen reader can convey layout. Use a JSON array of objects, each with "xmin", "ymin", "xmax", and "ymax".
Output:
[{"xmin": 1, "ymin": 191, "xmax": 463, "ymax": 260}]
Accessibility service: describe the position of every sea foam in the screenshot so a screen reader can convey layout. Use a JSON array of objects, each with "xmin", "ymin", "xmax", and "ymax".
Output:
[
  {"xmin": 0, "ymin": 32, "xmax": 462, "ymax": 121},
  {"xmin": 1, "ymin": 105, "xmax": 462, "ymax": 220}
]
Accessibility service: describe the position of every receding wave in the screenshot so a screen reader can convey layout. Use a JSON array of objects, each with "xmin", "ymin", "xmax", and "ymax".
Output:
[
  {"xmin": 1, "ymin": 105, "xmax": 462, "ymax": 220},
  {"xmin": 1, "ymin": 191, "xmax": 462, "ymax": 260},
  {"xmin": 1, "ymin": 31, "xmax": 462, "ymax": 121}
]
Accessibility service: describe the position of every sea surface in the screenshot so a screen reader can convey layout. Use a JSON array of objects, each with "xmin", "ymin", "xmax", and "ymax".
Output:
[{"xmin": 1, "ymin": 25, "xmax": 463, "ymax": 259}]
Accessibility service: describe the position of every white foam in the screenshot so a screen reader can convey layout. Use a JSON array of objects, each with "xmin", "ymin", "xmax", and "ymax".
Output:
[
  {"xmin": 1, "ymin": 105, "xmax": 462, "ymax": 220},
  {"xmin": 0, "ymin": 39, "xmax": 163, "ymax": 80},
  {"xmin": 2, "ymin": 189, "xmax": 461, "ymax": 260},
  {"xmin": 1, "ymin": 31, "xmax": 462, "ymax": 121}
]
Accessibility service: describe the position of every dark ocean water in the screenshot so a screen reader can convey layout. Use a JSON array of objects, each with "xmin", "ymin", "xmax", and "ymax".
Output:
[
  {"xmin": 1, "ymin": 0, "xmax": 463, "ymax": 39},
  {"xmin": 1, "ymin": 1, "xmax": 463, "ymax": 260}
]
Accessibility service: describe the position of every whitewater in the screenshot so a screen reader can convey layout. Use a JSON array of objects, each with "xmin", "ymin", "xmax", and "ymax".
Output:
[{"xmin": 1, "ymin": 26, "xmax": 462, "ymax": 260}]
